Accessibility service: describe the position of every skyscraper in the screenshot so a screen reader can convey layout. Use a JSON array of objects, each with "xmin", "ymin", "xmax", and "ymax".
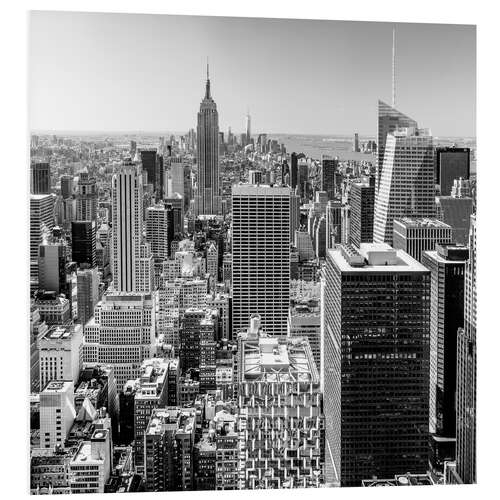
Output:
[
  {"xmin": 75, "ymin": 170, "xmax": 98, "ymax": 221},
  {"xmin": 60, "ymin": 174, "xmax": 74, "ymax": 199},
  {"xmin": 321, "ymin": 155, "xmax": 337, "ymax": 200},
  {"xmin": 350, "ymin": 177, "xmax": 375, "ymax": 248},
  {"xmin": 455, "ymin": 214, "xmax": 476, "ymax": 483},
  {"xmin": 232, "ymin": 184, "xmax": 291, "ymax": 336},
  {"xmin": 435, "ymin": 147, "xmax": 470, "ymax": 196},
  {"xmin": 422, "ymin": 244, "xmax": 468, "ymax": 469},
  {"xmin": 373, "ymin": 127, "xmax": 435, "ymax": 246},
  {"xmin": 323, "ymin": 243, "xmax": 430, "ymax": 486},
  {"xmin": 195, "ymin": 64, "xmax": 220, "ymax": 216},
  {"xmin": 245, "ymin": 109, "xmax": 251, "ymax": 145},
  {"xmin": 71, "ymin": 220, "xmax": 97, "ymax": 268},
  {"xmin": 111, "ymin": 161, "xmax": 153, "ymax": 293},
  {"xmin": 77, "ymin": 266, "xmax": 100, "ymax": 325},
  {"xmin": 30, "ymin": 194, "xmax": 55, "ymax": 286},
  {"xmin": 31, "ymin": 162, "xmax": 51, "ymax": 194},
  {"xmin": 377, "ymin": 100, "xmax": 418, "ymax": 190},
  {"xmin": 38, "ymin": 239, "xmax": 67, "ymax": 294},
  {"xmin": 393, "ymin": 217, "xmax": 453, "ymax": 262},
  {"xmin": 146, "ymin": 204, "xmax": 171, "ymax": 260}
]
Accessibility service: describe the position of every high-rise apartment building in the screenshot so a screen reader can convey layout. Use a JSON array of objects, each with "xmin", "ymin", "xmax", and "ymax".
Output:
[
  {"xmin": 195, "ymin": 66, "xmax": 221, "ymax": 216},
  {"xmin": 323, "ymin": 243, "xmax": 430, "ymax": 486},
  {"xmin": 435, "ymin": 147, "xmax": 470, "ymax": 196},
  {"xmin": 111, "ymin": 161, "xmax": 153, "ymax": 292},
  {"xmin": 146, "ymin": 204, "xmax": 171, "ymax": 260},
  {"xmin": 71, "ymin": 220, "xmax": 97, "ymax": 268},
  {"xmin": 374, "ymin": 127, "xmax": 435, "ymax": 246},
  {"xmin": 350, "ymin": 177, "xmax": 375, "ymax": 248},
  {"xmin": 455, "ymin": 215, "xmax": 476, "ymax": 483},
  {"xmin": 83, "ymin": 291, "xmax": 156, "ymax": 390},
  {"xmin": 231, "ymin": 184, "xmax": 291, "ymax": 336},
  {"xmin": 31, "ymin": 162, "xmax": 51, "ymax": 194},
  {"xmin": 144, "ymin": 408, "xmax": 197, "ymax": 491},
  {"xmin": 393, "ymin": 217, "xmax": 453, "ymax": 262},
  {"xmin": 133, "ymin": 358, "xmax": 171, "ymax": 473},
  {"xmin": 238, "ymin": 317, "xmax": 324, "ymax": 489}
]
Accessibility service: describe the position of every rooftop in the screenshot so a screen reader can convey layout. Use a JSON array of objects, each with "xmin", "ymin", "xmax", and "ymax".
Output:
[
  {"xmin": 329, "ymin": 243, "xmax": 428, "ymax": 273},
  {"xmin": 42, "ymin": 380, "xmax": 73, "ymax": 394},
  {"xmin": 241, "ymin": 335, "xmax": 318, "ymax": 384},
  {"xmin": 394, "ymin": 217, "xmax": 451, "ymax": 229},
  {"xmin": 41, "ymin": 324, "xmax": 82, "ymax": 341}
]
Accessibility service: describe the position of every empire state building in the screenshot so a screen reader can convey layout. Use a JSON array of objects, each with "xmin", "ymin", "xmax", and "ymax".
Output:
[{"xmin": 195, "ymin": 64, "xmax": 221, "ymax": 216}]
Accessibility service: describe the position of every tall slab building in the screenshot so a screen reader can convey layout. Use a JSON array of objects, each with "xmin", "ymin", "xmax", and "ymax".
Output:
[
  {"xmin": 322, "ymin": 243, "xmax": 430, "ymax": 486},
  {"xmin": 231, "ymin": 184, "xmax": 291, "ymax": 336},
  {"xmin": 455, "ymin": 214, "xmax": 476, "ymax": 483},
  {"xmin": 195, "ymin": 65, "xmax": 221, "ymax": 216},
  {"xmin": 111, "ymin": 161, "xmax": 153, "ymax": 292}
]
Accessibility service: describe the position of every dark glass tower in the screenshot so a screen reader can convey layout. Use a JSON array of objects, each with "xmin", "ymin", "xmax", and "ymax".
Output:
[
  {"xmin": 435, "ymin": 147, "xmax": 470, "ymax": 196},
  {"xmin": 71, "ymin": 220, "xmax": 97, "ymax": 268},
  {"xmin": 350, "ymin": 176, "xmax": 375, "ymax": 248},
  {"xmin": 323, "ymin": 243, "xmax": 430, "ymax": 486}
]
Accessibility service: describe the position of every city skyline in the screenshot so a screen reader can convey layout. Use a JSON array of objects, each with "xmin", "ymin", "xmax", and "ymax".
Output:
[{"xmin": 29, "ymin": 12, "xmax": 476, "ymax": 137}]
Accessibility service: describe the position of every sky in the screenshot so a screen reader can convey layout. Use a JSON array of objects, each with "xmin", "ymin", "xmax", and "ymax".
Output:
[{"xmin": 29, "ymin": 11, "xmax": 476, "ymax": 137}]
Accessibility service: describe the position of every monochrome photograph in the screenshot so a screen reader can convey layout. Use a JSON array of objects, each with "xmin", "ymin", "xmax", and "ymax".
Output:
[{"xmin": 26, "ymin": 8, "xmax": 476, "ymax": 494}]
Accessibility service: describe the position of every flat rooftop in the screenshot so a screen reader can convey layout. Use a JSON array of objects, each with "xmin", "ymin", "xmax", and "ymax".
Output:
[
  {"xmin": 394, "ymin": 217, "xmax": 451, "ymax": 229},
  {"xmin": 232, "ymin": 184, "xmax": 292, "ymax": 196},
  {"xmin": 241, "ymin": 336, "xmax": 318, "ymax": 384},
  {"xmin": 42, "ymin": 380, "xmax": 73, "ymax": 393},
  {"xmin": 329, "ymin": 243, "xmax": 428, "ymax": 273},
  {"xmin": 41, "ymin": 324, "xmax": 81, "ymax": 341}
]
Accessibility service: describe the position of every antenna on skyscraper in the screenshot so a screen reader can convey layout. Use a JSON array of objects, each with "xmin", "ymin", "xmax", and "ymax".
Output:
[{"xmin": 392, "ymin": 27, "xmax": 396, "ymax": 107}]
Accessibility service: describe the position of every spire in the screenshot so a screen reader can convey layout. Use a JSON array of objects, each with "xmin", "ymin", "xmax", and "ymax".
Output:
[
  {"xmin": 205, "ymin": 58, "xmax": 211, "ymax": 99},
  {"xmin": 392, "ymin": 27, "xmax": 396, "ymax": 107}
]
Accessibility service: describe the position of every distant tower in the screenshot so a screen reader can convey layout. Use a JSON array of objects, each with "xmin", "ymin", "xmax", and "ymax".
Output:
[
  {"xmin": 31, "ymin": 162, "xmax": 51, "ymax": 194},
  {"xmin": 195, "ymin": 62, "xmax": 221, "ymax": 216},
  {"xmin": 245, "ymin": 109, "xmax": 251, "ymax": 145}
]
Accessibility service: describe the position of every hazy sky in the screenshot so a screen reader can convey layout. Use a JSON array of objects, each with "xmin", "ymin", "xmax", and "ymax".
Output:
[{"xmin": 29, "ymin": 11, "xmax": 476, "ymax": 137}]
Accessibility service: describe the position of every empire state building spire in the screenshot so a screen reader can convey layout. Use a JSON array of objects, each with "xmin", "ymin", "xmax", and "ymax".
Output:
[{"xmin": 205, "ymin": 59, "xmax": 211, "ymax": 99}]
